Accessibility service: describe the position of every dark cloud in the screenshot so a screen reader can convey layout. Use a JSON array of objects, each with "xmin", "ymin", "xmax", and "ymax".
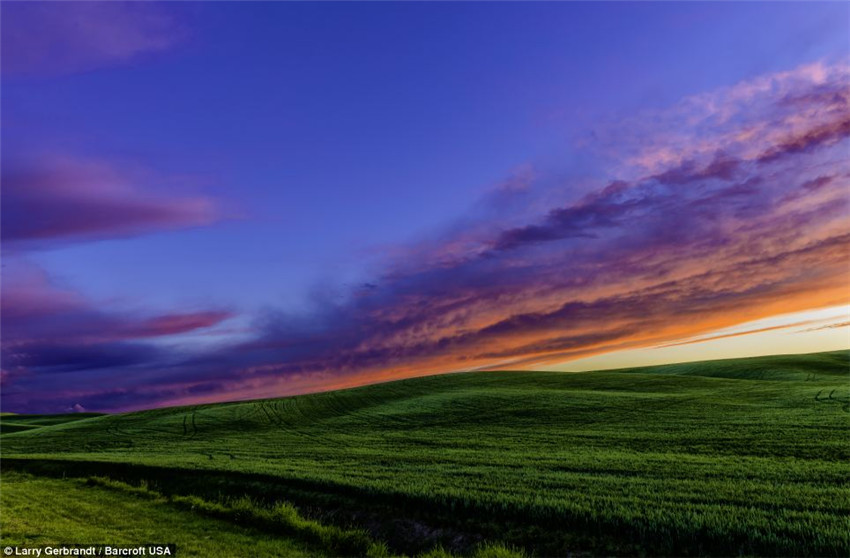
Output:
[
  {"xmin": 1, "ymin": 156, "xmax": 221, "ymax": 247},
  {"xmin": 757, "ymin": 117, "xmax": 850, "ymax": 164},
  {"xmin": 799, "ymin": 320, "xmax": 850, "ymax": 333},
  {"xmin": 5, "ymin": 342, "xmax": 159, "ymax": 374},
  {"xmin": 0, "ymin": 263, "xmax": 234, "ymax": 411},
  {"xmin": 650, "ymin": 153, "xmax": 742, "ymax": 186}
]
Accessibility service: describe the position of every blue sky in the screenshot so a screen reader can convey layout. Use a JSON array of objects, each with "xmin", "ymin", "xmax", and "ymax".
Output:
[{"xmin": 10, "ymin": 2, "xmax": 845, "ymax": 311}]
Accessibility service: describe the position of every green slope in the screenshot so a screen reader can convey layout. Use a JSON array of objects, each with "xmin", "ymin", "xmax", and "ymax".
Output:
[
  {"xmin": 0, "ymin": 412, "xmax": 103, "ymax": 434},
  {"xmin": 608, "ymin": 349, "xmax": 849, "ymax": 380},
  {"xmin": 2, "ymin": 350, "xmax": 849, "ymax": 556}
]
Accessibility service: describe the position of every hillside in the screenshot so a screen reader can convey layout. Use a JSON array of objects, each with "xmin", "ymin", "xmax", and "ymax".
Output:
[
  {"xmin": 0, "ymin": 412, "xmax": 104, "ymax": 434},
  {"xmin": 2, "ymin": 350, "xmax": 849, "ymax": 556},
  {"xmin": 609, "ymin": 349, "xmax": 849, "ymax": 380}
]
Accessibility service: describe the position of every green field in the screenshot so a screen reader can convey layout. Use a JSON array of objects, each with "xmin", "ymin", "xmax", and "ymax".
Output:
[
  {"xmin": 0, "ymin": 412, "xmax": 103, "ymax": 434},
  {"xmin": 2, "ymin": 350, "xmax": 849, "ymax": 556},
  {"xmin": 1, "ymin": 471, "xmax": 317, "ymax": 557}
]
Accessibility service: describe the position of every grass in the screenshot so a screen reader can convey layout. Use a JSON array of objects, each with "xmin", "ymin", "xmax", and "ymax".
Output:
[
  {"xmin": 1, "ymin": 472, "xmax": 520, "ymax": 558},
  {"xmin": 0, "ymin": 413, "xmax": 103, "ymax": 434},
  {"xmin": 0, "ymin": 471, "xmax": 316, "ymax": 557},
  {"xmin": 2, "ymin": 350, "xmax": 848, "ymax": 556}
]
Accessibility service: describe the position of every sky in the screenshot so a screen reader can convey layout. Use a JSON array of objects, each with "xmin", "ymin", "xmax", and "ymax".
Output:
[{"xmin": 2, "ymin": 1, "xmax": 849, "ymax": 414}]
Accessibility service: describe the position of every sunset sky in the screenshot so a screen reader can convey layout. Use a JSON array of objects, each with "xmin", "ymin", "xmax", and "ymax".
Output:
[{"xmin": 2, "ymin": 2, "xmax": 848, "ymax": 413}]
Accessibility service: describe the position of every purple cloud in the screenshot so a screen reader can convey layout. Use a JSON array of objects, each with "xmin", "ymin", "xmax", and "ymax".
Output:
[
  {"xmin": 1, "ymin": 263, "xmax": 234, "ymax": 346},
  {"xmin": 2, "ymin": 154, "xmax": 221, "ymax": 247},
  {"xmin": 1, "ymin": 261, "xmax": 235, "ymax": 410},
  {"xmin": 1, "ymin": 2, "xmax": 187, "ymax": 78}
]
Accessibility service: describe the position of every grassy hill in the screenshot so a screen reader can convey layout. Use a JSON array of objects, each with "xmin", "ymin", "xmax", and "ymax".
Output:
[
  {"xmin": 2, "ymin": 350, "xmax": 849, "ymax": 556},
  {"xmin": 0, "ymin": 412, "xmax": 103, "ymax": 434},
  {"xmin": 609, "ymin": 349, "xmax": 850, "ymax": 380}
]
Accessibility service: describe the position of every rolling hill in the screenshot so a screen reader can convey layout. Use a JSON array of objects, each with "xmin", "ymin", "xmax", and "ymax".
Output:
[{"xmin": 2, "ymin": 350, "xmax": 849, "ymax": 556}]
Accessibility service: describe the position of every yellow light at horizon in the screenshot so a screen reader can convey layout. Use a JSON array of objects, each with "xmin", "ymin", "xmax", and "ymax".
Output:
[{"xmin": 546, "ymin": 304, "xmax": 850, "ymax": 372}]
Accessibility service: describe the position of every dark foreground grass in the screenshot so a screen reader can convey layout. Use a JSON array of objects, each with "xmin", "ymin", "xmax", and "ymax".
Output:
[
  {"xmin": 0, "ymin": 472, "xmax": 523, "ymax": 558},
  {"xmin": 2, "ymin": 350, "xmax": 848, "ymax": 556},
  {"xmin": 0, "ymin": 471, "xmax": 316, "ymax": 557}
]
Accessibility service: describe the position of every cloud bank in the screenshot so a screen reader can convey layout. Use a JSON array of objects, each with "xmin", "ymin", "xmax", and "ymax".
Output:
[{"xmin": 3, "ymin": 61, "xmax": 848, "ymax": 413}]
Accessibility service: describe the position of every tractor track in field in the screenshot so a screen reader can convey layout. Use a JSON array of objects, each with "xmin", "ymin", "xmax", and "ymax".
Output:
[
  {"xmin": 814, "ymin": 388, "xmax": 850, "ymax": 412},
  {"xmin": 244, "ymin": 398, "xmax": 340, "ymax": 448}
]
